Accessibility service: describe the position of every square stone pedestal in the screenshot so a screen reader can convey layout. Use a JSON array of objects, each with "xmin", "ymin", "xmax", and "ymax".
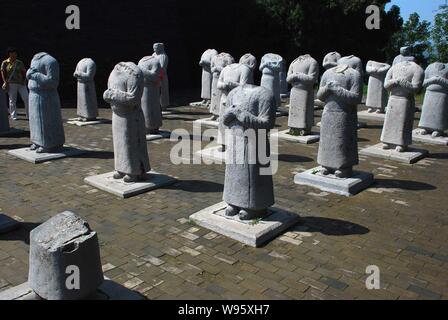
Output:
[
  {"xmin": 0, "ymin": 128, "xmax": 24, "ymax": 137},
  {"xmin": 194, "ymin": 118, "xmax": 219, "ymax": 129},
  {"xmin": 84, "ymin": 171, "xmax": 176, "ymax": 199},
  {"xmin": 189, "ymin": 202, "xmax": 299, "ymax": 247},
  {"xmin": 8, "ymin": 147, "xmax": 86, "ymax": 164},
  {"xmin": 195, "ymin": 146, "xmax": 226, "ymax": 163},
  {"xmin": 0, "ymin": 277, "xmax": 144, "ymax": 300},
  {"xmin": 67, "ymin": 118, "xmax": 109, "ymax": 127},
  {"xmin": 0, "ymin": 214, "xmax": 20, "ymax": 234},
  {"xmin": 294, "ymin": 167, "xmax": 374, "ymax": 197},
  {"xmin": 271, "ymin": 130, "xmax": 320, "ymax": 144},
  {"xmin": 360, "ymin": 143, "xmax": 428, "ymax": 164},
  {"xmin": 412, "ymin": 130, "xmax": 448, "ymax": 146},
  {"xmin": 357, "ymin": 110, "xmax": 386, "ymax": 122},
  {"xmin": 146, "ymin": 130, "xmax": 171, "ymax": 142},
  {"xmin": 189, "ymin": 101, "xmax": 209, "ymax": 108}
]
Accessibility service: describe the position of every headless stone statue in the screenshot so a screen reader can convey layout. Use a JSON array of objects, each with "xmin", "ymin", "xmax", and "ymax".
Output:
[
  {"xmin": 260, "ymin": 53, "xmax": 283, "ymax": 109},
  {"xmin": 416, "ymin": 62, "xmax": 448, "ymax": 137},
  {"xmin": 317, "ymin": 65, "xmax": 363, "ymax": 178},
  {"xmin": 27, "ymin": 52, "xmax": 65, "ymax": 153},
  {"xmin": 338, "ymin": 55, "xmax": 363, "ymax": 78},
  {"xmin": 222, "ymin": 84, "xmax": 276, "ymax": 221},
  {"xmin": 217, "ymin": 63, "xmax": 251, "ymax": 148},
  {"xmin": 209, "ymin": 53, "xmax": 235, "ymax": 119},
  {"xmin": 239, "ymin": 53, "xmax": 257, "ymax": 85},
  {"xmin": 365, "ymin": 61, "xmax": 391, "ymax": 113},
  {"xmin": 0, "ymin": 89, "xmax": 9, "ymax": 133},
  {"xmin": 138, "ymin": 56, "xmax": 163, "ymax": 134},
  {"xmin": 104, "ymin": 62, "xmax": 151, "ymax": 183},
  {"xmin": 74, "ymin": 58, "xmax": 98, "ymax": 121},
  {"xmin": 199, "ymin": 49, "xmax": 218, "ymax": 104},
  {"xmin": 286, "ymin": 54, "xmax": 319, "ymax": 135},
  {"xmin": 323, "ymin": 52, "xmax": 341, "ymax": 70},
  {"xmin": 381, "ymin": 61, "xmax": 424, "ymax": 152},
  {"xmin": 152, "ymin": 43, "xmax": 169, "ymax": 108},
  {"xmin": 393, "ymin": 46, "xmax": 416, "ymax": 66}
]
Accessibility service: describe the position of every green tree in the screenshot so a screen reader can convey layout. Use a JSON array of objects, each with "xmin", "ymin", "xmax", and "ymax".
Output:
[{"xmin": 432, "ymin": 5, "xmax": 448, "ymax": 62}]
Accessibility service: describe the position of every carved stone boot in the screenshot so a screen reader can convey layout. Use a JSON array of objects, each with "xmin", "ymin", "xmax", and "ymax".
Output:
[
  {"xmin": 320, "ymin": 167, "xmax": 331, "ymax": 175},
  {"xmin": 382, "ymin": 143, "xmax": 392, "ymax": 150},
  {"xmin": 239, "ymin": 209, "xmax": 269, "ymax": 221},
  {"xmin": 335, "ymin": 167, "xmax": 353, "ymax": 178},
  {"xmin": 225, "ymin": 205, "xmax": 240, "ymax": 217},
  {"xmin": 123, "ymin": 175, "xmax": 139, "ymax": 183},
  {"xmin": 30, "ymin": 144, "xmax": 38, "ymax": 151},
  {"xmin": 395, "ymin": 145, "xmax": 407, "ymax": 153},
  {"xmin": 432, "ymin": 131, "xmax": 442, "ymax": 138},
  {"xmin": 113, "ymin": 171, "xmax": 125, "ymax": 180},
  {"xmin": 416, "ymin": 128, "xmax": 427, "ymax": 135},
  {"xmin": 367, "ymin": 108, "xmax": 374, "ymax": 113}
]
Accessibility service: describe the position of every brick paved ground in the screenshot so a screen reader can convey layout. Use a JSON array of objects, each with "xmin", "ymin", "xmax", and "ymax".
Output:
[{"xmin": 0, "ymin": 102, "xmax": 447, "ymax": 300}]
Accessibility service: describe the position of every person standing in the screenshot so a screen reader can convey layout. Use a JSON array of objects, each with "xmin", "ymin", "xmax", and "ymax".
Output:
[{"xmin": 1, "ymin": 47, "xmax": 29, "ymax": 120}]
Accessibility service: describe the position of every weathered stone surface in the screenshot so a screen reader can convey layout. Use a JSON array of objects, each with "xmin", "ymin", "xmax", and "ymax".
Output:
[
  {"xmin": 84, "ymin": 171, "xmax": 176, "ymax": 198},
  {"xmin": 365, "ymin": 61, "xmax": 391, "ymax": 113},
  {"xmin": 138, "ymin": 55, "xmax": 163, "ymax": 133},
  {"xmin": 287, "ymin": 54, "xmax": 319, "ymax": 133},
  {"xmin": 357, "ymin": 110, "xmax": 386, "ymax": 122},
  {"xmin": 8, "ymin": 147, "xmax": 85, "ymax": 164},
  {"xmin": 104, "ymin": 62, "xmax": 150, "ymax": 181},
  {"xmin": 393, "ymin": 46, "xmax": 416, "ymax": 66},
  {"xmin": 28, "ymin": 211, "xmax": 103, "ymax": 300},
  {"xmin": 381, "ymin": 61, "xmax": 425, "ymax": 149},
  {"xmin": 412, "ymin": 129, "xmax": 448, "ymax": 146},
  {"xmin": 27, "ymin": 52, "xmax": 65, "ymax": 153},
  {"xmin": 193, "ymin": 118, "xmax": 219, "ymax": 128},
  {"xmin": 189, "ymin": 202, "xmax": 299, "ymax": 247},
  {"xmin": 0, "ymin": 214, "xmax": 19, "ymax": 234},
  {"xmin": 210, "ymin": 53, "xmax": 234, "ymax": 117},
  {"xmin": 74, "ymin": 58, "xmax": 98, "ymax": 120},
  {"xmin": 360, "ymin": 143, "xmax": 428, "ymax": 164},
  {"xmin": 67, "ymin": 118, "xmax": 108, "ymax": 127},
  {"xmin": 338, "ymin": 55, "xmax": 363, "ymax": 77},
  {"xmin": 239, "ymin": 53, "xmax": 257, "ymax": 85},
  {"xmin": 322, "ymin": 51, "xmax": 341, "ymax": 70},
  {"xmin": 152, "ymin": 43, "xmax": 169, "ymax": 108},
  {"xmin": 260, "ymin": 53, "xmax": 284, "ymax": 108},
  {"xmin": 417, "ymin": 62, "xmax": 448, "ymax": 136},
  {"xmin": 271, "ymin": 130, "xmax": 319, "ymax": 144},
  {"xmin": 316, "ymin": 64, "xmax": 363, "ymax": 177},
  {"xmin": 294, "ymin": 167, "xmax": 374, "ymax": 197},
  {"xmin": 200, "ymin": 49, "xmax": 218, "ymax": 101}
]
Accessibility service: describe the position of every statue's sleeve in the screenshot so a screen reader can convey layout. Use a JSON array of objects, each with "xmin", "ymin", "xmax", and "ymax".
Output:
[
  {"xmin": 297, "ymin": 60, "xmax": 319, "ymax": 85},
  {"xmin": 31, "ymin": 60, "xmax": 59, "ymax": 89},
  {"xmin": 317, "ymin": 72, "xmax": 329, "ymax": 101},
  {"xmin": 286, "ymin": 62, "xmax": 295, "ymax": 83},
  {"xmin": 159, "ymin": 54, "xmax": 168, "ymax": 69},
  {"xmin": 239, "ymin": 67, "xmax": 250, "ymax": 85},
  {"xmin": 236, "ymin": 91, "xmax": 276, "ymax": 130},
  {"xmin": 77, "ymin": 62, "xmax": 96, "ymax": 81},
  {"xmin": 400, "ymin": 67, "xmax": 424, "ymax": 92},
  {"xmin": 434, "ymin": 75, "xmax": 448, "ymax": 89},
  {"xmin": 384, "ymin": 67, "xmax": 395, "ymax": 90},
  {"xmin": 335, "ymin": 71, "xmax": 362, "ymax": 105},
  {"xmin": 378, "ymin": 64, "xmax": 391, "ymax": 74},
  {"xmin": 366, "ymin": 61, "xmax": 376, "ymax": 75},
  {"xmin": 108, "ymin": 74, "xmax": 143, "ymax": 106},
  {"xmin": 217, "ymin": 71, "xmax": 227, "ymax": 91}
]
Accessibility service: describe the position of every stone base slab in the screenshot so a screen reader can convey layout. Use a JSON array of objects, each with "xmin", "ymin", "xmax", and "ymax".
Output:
[
  {"xmin": 195, "ymin": 146, "xmax": 226, "ymax": 163},
  {"xmin": 8, "ymin": 147, "xmax": 86, "ymax": 164},
  {"xmin": 67, "ymin": 118, "xmax": 109, "ymax": 127},
  {"xmin": 357, "ymin": 110, "xmax": 386, "ymax": 122},
  {"xmin": 317, "ymin": 121, "xmax": 367, "ymax": 129},
  {"xmin": 0, "ymin": 278, "xmax": 143, "ymax": 300},
  {"xmin": 189, "ymin": 202, "xmax": 300, "ymax": 247},
  {"xmin": 194, "ymin": 118, "xmax": 219, "ymax": 129},
  {"xmin": 84, "ymin": 171, "xmax": 176, "ymax": 198},
  {"xmin": 0, "ymin": 128, "xmax": 24, "ymax": 137},
  {"xmin": 360, "ymin": 143, "xmax": 428, "ymax": 164},
  {"xmin": 0, "ymin": 214, "xmax": 20, "ymax": 234},
  {"xmin": 271, "ymin": 130, "xmax": 320, "ymax": 144},
  {"xmin": 412, "ymin": 130, "xmax": 448, "ymax": 146},
  {"xmin": 294, "ymin": 167, "xmax": 374, "ymax": 197},
  {"xmin": 146, "ymin": 130, "xmax": 171, "ymax": 141}
]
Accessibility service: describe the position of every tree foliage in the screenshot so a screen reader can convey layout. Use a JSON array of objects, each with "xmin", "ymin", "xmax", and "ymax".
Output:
[{"xmin": 432, "ymin": 5, "xmax": 448, "ymax": 62}]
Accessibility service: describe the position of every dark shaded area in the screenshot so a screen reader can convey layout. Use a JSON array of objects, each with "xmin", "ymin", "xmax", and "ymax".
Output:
[
  {"xmin": 73, "ymin": 150, "xmax": 115, "ymax": 160},
  {"xmin": 293, "ymin": 216, "xmax": 370, "ymax": 236},
  {"xmin": 277, "ymin": 154, "xmax": 313, "ymax": 163},
  {"xmin": 0, "ymin": 222, "xmax": 41, "ymax": 245},
  {"xmin": 167, "ymin": 180, "xmax": 223, "ymax": 193},
  {"xmin": 1, "ymin": 0, "xmax": 401, "ymax": 105},
  {"xmin": 0, "ymin": 143, "xmax": 30, "ymax": 150},
  {"xmin": 428, "ymin": 153, "xmax": 448, "ymax": 160},
  {"xmin": 375, "ymin": 179, "xmax": 437, "ymax": 191}
]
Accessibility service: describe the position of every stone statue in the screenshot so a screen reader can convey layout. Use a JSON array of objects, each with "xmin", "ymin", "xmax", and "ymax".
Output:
[
  {"xmin": 138, "ymin": 56, "xmax": 163, "ymax": 134},
  {"xmin": 209, "ymin": 53, "xmax": 235, "ymax": 120},
  {"xmin": 323, "ymin": 52, "xmax": 341, "ymax": 70},
  {"xmin": 393, "ymin": 46, "xmax": 416, "ymax": 66},
  {"xmin": 0, "ymin": 89, "xmax": 9, "ymax": 133},
  {"xmin": 152, "ymin": 43, "xmax": 169, "ymax": 108},
  {"xmin": 27, "ymin": 52, "xmax": 65, "ymax": 153},
  {"xmin": 73, "ymin": 58, "xmax": 98, "ymax": 121},
  {"xmin": 260, "ymin": 53, "xmax": 283, "ymax": 108},
  {"xmin": 365, "ymin": 61, "xmax": 391, "ymax": 113},
  {"xmin": 239, "ymin": 53, "xmax": 257, "ymax": 85},
  {"xmin": 216, "ymin": 63, "xmax": 251, "ymax": 148},
  {"xmin": 222, "ymin": 84, "xmax": 276, "ymax": 220},
  {"xmin": 416, "ymin": 62, "xmax": 448, "ymax": 137},
  {"xmin": 103, "ymin": 62, "xmax": 151, "ymax": 183},
  {"xmin": 317, "ymin": 64, "xmax": 363, "ymax": 178},
  {"xmin": 381, "ymin": 61, "xmax": 424, "ymax": 152},
  {"xmin": 199, "ymin": 49, "xmax": 218, "ymax": 105},
  {"xmin": 286, "ymin": 54, "xmax": 319, "ymax": 135},
  {"xmin": 338, "ymin": 55, "xmax": 363, "ymax": 77}
]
